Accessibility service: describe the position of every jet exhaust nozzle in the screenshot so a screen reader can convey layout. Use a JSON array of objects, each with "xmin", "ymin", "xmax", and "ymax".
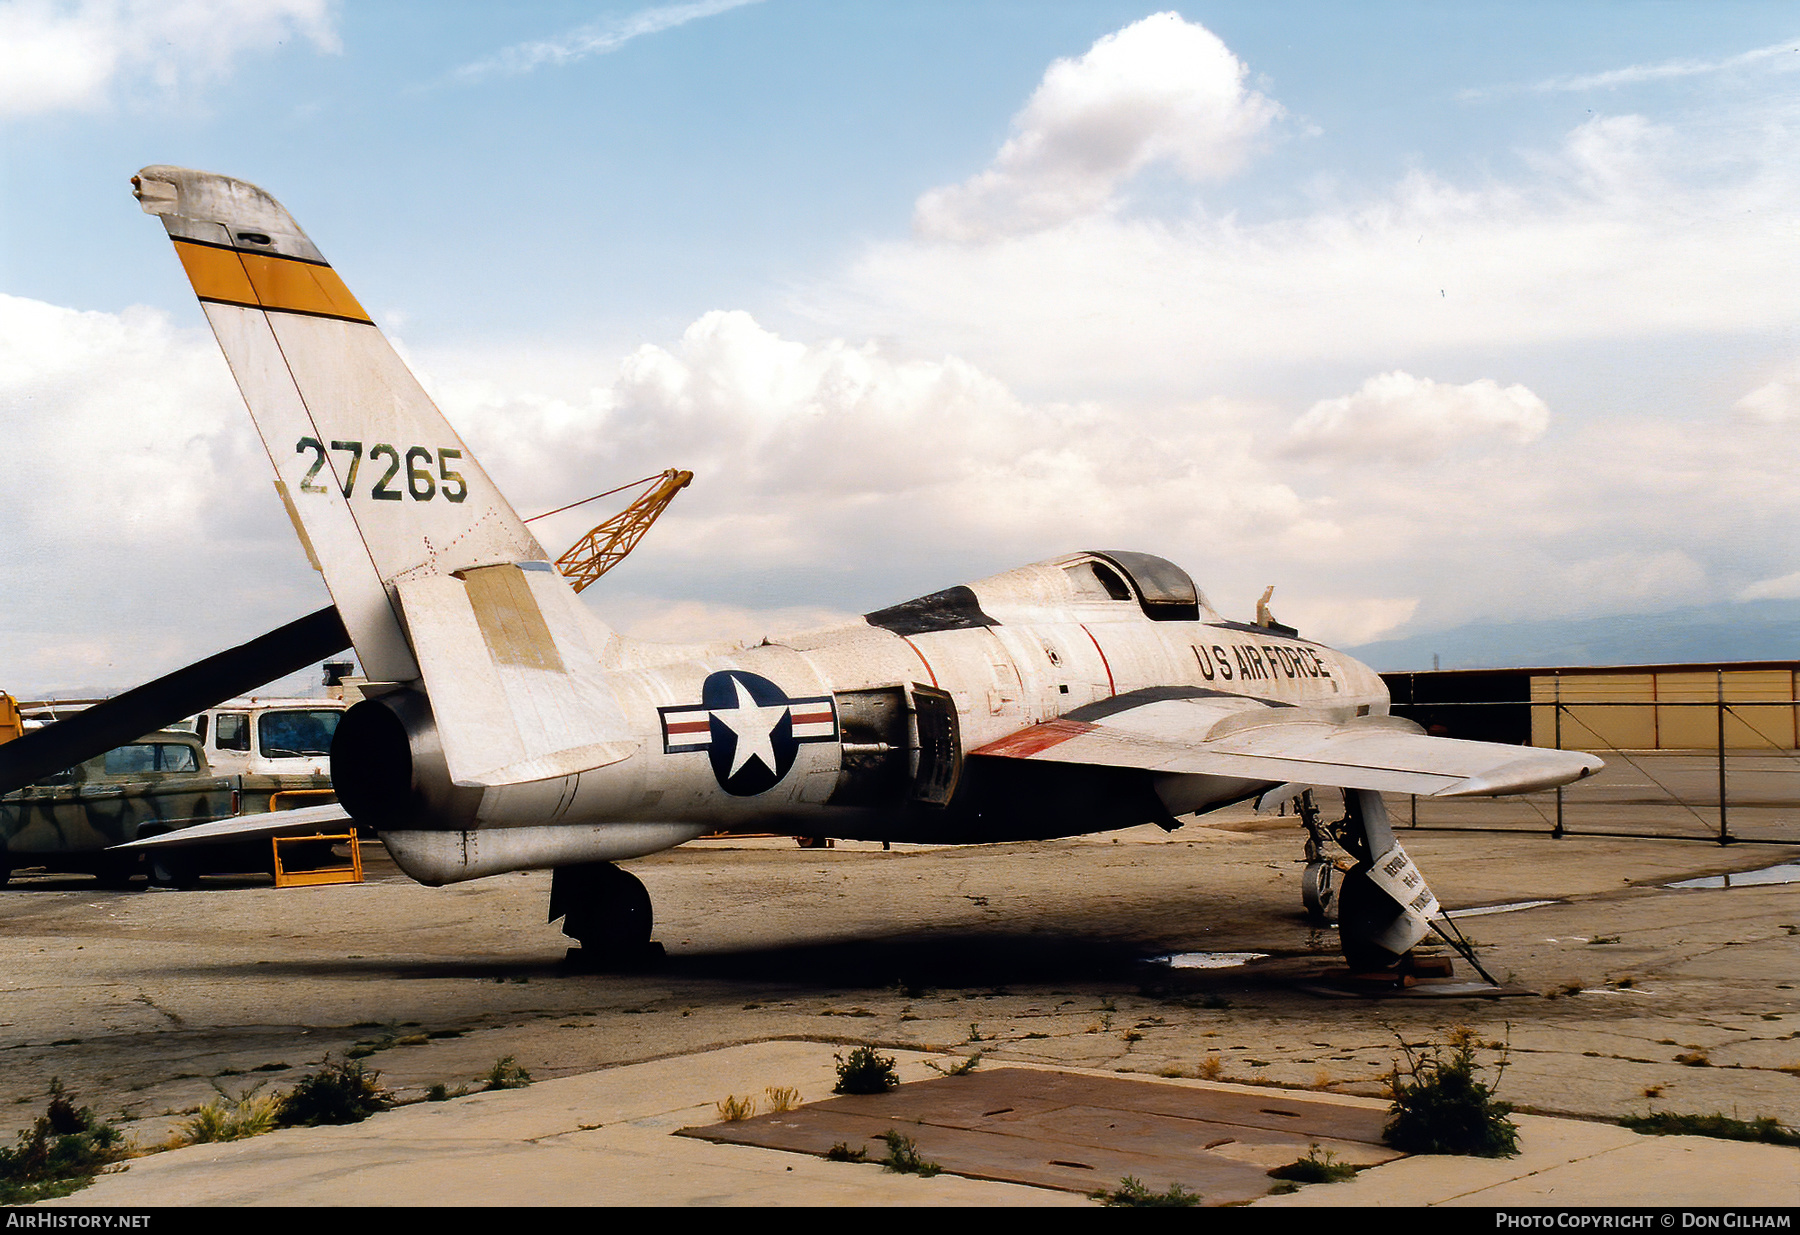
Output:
[{"xmin": 331, "ymin": 692, "xmax": 474, "ymax": 830}]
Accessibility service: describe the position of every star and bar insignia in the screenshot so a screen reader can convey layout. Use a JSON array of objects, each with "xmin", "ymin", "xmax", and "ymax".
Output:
[{"xmin": 658, "ymin": 670, "xmax": 838, "ymax": 796}]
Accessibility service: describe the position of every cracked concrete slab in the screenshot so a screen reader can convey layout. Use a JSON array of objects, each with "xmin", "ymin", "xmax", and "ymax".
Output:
[{"xmin": 0, "ymin": 769, "xmax": 1793, "ymax": 1206}]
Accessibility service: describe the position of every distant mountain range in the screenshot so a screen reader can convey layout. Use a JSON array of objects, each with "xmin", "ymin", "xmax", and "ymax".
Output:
[{"xmin": 1346, "ymin": 600, "xmax": 1800, "ymax": 673}]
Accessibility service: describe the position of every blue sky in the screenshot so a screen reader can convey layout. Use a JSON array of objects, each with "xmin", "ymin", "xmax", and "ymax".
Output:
[{"xmin": 4, "ymin": 2, "xmax": 1800, "ymax": 693}]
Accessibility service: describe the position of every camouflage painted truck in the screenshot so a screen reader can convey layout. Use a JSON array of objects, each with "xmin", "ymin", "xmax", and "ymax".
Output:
[{"xmin": 0, "ymin": 730, "xmax": 236, "ymax": 886}]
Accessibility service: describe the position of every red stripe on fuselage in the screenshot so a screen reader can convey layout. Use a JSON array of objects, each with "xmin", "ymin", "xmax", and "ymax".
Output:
[
  {"xmin": 899, "ymin": 635, "xmax": 939, "ymax": 687},
  {"xmin": 1080, "ymin": 624, "xmax": 1115, "ymax": 697},
  {"xmin": 973, "ymin": 718, "xmax": 1096, "ymax": 758}
]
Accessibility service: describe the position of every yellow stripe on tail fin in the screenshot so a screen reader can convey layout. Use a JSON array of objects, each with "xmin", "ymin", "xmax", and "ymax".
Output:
[{"xmin": 133, "ymin": 166, "xmax": 563, "ymax": 684}]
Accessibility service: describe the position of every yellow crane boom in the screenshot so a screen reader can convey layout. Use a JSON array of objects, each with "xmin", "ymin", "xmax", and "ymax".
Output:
[{"xmin": 527, "ymin": 469, "xmax": 693, "ymax": 593}]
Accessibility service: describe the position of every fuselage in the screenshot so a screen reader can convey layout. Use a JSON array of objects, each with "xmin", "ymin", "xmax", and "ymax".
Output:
[{"xmin": 374, "ymin": 551, "xmax": 1390, "ymax": 884}]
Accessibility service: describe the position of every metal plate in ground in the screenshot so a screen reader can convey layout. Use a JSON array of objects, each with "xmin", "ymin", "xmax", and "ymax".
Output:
[{"xmin": 678, "ymin": 1067, "xmax": 1401, "ymax": 1202}]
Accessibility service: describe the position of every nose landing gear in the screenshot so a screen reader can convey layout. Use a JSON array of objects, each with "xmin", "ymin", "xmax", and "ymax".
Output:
[{"xmin": 1289, "ymin": 787, "xmax": 1441, "ymax": 973}]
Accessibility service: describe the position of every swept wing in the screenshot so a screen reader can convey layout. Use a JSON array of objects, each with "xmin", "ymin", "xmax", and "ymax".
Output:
[{"xmin": 974, "ymin": 689, "xmax": 1601, "ymax": 799}]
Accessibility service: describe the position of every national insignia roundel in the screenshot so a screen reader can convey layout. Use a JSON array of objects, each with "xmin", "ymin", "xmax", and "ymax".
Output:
[{"xmin": 657, "ymin": 670, "xmax": 838, "ymax": 796}]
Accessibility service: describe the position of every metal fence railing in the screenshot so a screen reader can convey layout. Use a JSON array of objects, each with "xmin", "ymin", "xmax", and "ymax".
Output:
[{"xmin": 1390, "ymin": 678, "xmax": 1800, "ymax": 846}]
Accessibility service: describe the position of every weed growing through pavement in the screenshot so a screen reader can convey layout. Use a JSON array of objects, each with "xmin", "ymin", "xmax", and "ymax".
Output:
[
  {"xmin": 833, "ymin": 1047, "xmax": 899, "ymax": 1095},
  {"xmin": 1621, "ymin": 1112, "xmax": 1800, "ymax": 1147},
  {"xmin": 926, "ymin": 1052, "xmax": 982, "ymax": 1077},
  {"xmin": 880, "ymin": 1130, "xmax": 940, "ymax": 1177},
  {"xmin": 1090, "ymin": 1176, "xmax": 1200, "ymax": 1207},
  {"xmin": 177, "ymin": 1090, "xmax": 280, "ymax": 1144},
  {"xmin": 1267, "ymin": 1143, "xmax": 1358, "ymax": 1184},
  {"xmin": 0, "ymin": 1082, "xmax": 128, "ymax": 1204},
  {"xmin": 1384, "ymin": 1026, "xmax": 1518, "ymax": 1157},
  {"xmin": 825, "ymin": 1141, "xmax": 867, "ymax": 1162},
  {"xmin": 276, "ymin": 1057, "xmax": 393, "ymax": 1127},
  {"xmin": 764, "ymin": 1086, "xmax": 801, "ymax": 1113},
  {"xmin": 716, "ymin": 1095, "xmax": 757, "ymax": 1121},
  {"xmin": 482, "ymin": 1056, "xmax": 532, "ymax": 1090}
]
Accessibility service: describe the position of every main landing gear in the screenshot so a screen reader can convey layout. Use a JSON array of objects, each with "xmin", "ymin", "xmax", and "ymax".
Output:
[
  {"xmin": 550, "ymin": 861, "xmax": 662, "ymax": 970},
  {"xmin": 1295, "ymin": 787, "xmax": 1439, "ymax": 973}
]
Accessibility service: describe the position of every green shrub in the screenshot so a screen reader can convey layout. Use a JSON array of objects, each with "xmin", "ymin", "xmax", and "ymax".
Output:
[
  {"xmin": 1384, "ymin": 1029, "xmax": 1518, "ymax": 1157},
  {"xmin": 276, "ymin": 1057, "xmax": 393, "ymax": 1127},
  {"xmin": 0, "ymin": 1082, "xmax": 128, "ymax": 1204},
  {"xmin": 880, "ymin": 1129, "xmax": 940, "ymax": 1177},
  {"xmin": 1090, "ymin": 1176, "xmax": 1200, "ymax": 1207},
  {"xmin": 1267, "ymin": 1143, "xmax": 1358, "ymax": 1183},
  {"xmin": 833, "ymin": 1046, "xmax": 899, "ymax": 1095}
]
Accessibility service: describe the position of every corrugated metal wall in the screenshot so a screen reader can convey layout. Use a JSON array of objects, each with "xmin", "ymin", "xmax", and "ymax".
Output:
[{"xmin": 1525, "ymin": 668, "xmax": 1800, "ymax": 750}]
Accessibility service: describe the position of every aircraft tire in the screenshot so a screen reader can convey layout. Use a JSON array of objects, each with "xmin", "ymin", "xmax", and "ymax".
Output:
[
  {"xmin": 0, "ymin": 845, "xmax": 10, "ymax": 888},
  {"xmin": 1337, "ymin": 865, "xmax": 1406, "ymax": 972},
  {"xmin": 557, "ymin": 863, "xmax": 653, "ymax": 957},
  {"xmin": 148, "ymin": 850, "xmax": 199, "ymax": 890}
]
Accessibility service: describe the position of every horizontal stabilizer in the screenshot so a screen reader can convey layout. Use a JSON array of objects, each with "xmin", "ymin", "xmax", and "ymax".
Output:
[
  {"xmin": 396, "ymin": 565, "xmax": 636, "ymax": 788},
  {"xmin": 112, "ymin": 802, "xmax": 353, "ymax": 850},
  {"xmin": 975, "ymin": 693, "xmax": 1602, "ymax": 798}
]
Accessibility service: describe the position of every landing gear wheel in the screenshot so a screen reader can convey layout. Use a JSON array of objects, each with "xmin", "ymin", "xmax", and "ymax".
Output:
[
  {"xmin": 551, "ymin": 862, "xmax": 658, "ymax": 970},
  {"xmin": 1337, "ymin": 865, "xmax": 1407, "ymax": 972},
  {"xmin": 1302, "ymin": 859, "xmax": 1338, "ymax": 924},
  {"xmin": 148, "ymin": 851, "xmax": 198, "ymax": 890}
]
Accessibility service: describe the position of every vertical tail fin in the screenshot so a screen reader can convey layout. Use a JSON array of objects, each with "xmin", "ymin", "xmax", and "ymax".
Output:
[{"xmin": 133, "ymin": 166, "xmax": 551, "ymax": 683}]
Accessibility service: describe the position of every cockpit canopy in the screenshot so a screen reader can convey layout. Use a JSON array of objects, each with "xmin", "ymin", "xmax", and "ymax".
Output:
[
  {"xmin": 862, "ymin": 550, "xmax": 1211, "ymax": 636},
  {"xmin": 1072, "ymin": 550, "xmax": 1203, "ymax": 622}
]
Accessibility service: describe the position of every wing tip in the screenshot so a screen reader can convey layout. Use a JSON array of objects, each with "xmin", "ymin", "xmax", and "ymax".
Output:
[{"xmin": 1441, "ymin": 749, "xmax": 1604, "ymax": 798}]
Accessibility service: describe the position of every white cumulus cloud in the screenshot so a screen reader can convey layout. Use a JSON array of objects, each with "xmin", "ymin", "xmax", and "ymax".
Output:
[
  {"xmin": 0, "ymin": 0, "xmax": 338, "ymax": 116},
  {"xmin": 826, "ymin": 98, "xmax": 1800, "ymax": 400},
  {"xmin": 424, "ymin": 308, "xmax": 1321, "ymax": 586},
  {"xmin": 913, "ymin": 12, "xmax": 1282, "ymax": 241},
  {"xmin": 0, "ymin": 294, "xmax": 325, "ymax": 693},
  {"xmin": 1284, "ymin": 372, "xmax": 1550, "ymax": 461}
]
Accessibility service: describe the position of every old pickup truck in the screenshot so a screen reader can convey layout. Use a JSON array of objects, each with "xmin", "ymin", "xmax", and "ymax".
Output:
[
  {"xmin": 176, "ymin": 698, "xmax": 346, "ymax": 815},
  {"xmin": 0, "ymin": 730, "xmax": 237, "ymax": 886}
]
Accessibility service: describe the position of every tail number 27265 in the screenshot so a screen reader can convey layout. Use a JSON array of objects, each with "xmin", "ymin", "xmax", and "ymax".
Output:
[{"xmin": 294, "ymin": 437, "xmax": 467, "ymax": 503}]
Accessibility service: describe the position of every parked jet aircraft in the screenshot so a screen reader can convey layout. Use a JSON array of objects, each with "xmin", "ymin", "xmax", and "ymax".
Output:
[{"xmin": 120, "ymin": 166, "xmax": 1601, "ymax": 969}]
